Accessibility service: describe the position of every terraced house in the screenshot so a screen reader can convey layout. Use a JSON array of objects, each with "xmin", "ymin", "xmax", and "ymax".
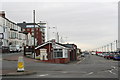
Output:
[{"xmin": 0, "ymin": 11, "xmax": 26, "ymax": 53}]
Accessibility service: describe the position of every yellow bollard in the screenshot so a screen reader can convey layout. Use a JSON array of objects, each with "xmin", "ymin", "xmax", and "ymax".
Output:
[{"xmin": 17, "ymin": 56, "xmax": 24, "ymax": 72}]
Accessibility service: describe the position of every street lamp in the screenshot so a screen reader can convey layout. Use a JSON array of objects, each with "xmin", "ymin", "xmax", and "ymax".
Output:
[
  {"xmin": 115, "ymin": 40, "xmax": 118, "ymax": 51},
  {"xmin": 110, "ymin": 43, "xmax": 113, "ymax": 52}
]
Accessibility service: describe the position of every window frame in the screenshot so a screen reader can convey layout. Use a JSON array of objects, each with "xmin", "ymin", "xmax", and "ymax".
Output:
[{"xmin": 53, "ymin": 48, "xmax": 63, "ymax": 58}]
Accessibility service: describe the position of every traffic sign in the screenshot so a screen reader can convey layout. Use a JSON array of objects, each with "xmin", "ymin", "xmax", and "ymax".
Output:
[{"xmin": 17, "ymin": 56, "xmax": 24, "ymax": 72}]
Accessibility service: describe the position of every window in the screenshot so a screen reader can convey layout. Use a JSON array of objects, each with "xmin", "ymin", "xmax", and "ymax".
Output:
[
  {"xmin": 31, "ymin": 28, "xmax": 34, "ymax": 32},
  {"xmin": 22, "ymin": 29, "xmax": 25, "ymax": 32},
  {"xmin": 32, "ymin": 33, "xmax": 34, "ymax": 36},
  {"xmin": 27, "ymin": 28, "xmax": 30, "ymax": 31},
  {"xmin": 54, "ymin": 49, "xmax": 63, "ymax": 58},
  {"xmin": 3, "ymin": 27, "xmax": 5, "ymax": 32}
]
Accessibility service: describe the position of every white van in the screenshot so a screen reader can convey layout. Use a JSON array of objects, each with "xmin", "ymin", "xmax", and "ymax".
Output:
[
  {"xmin": 9, "ymin": 45, "xmax": 22, "ymax": 52},
  {"xmin": 91, "ymin": 52, "xmax": 96, "ymax": 55}
]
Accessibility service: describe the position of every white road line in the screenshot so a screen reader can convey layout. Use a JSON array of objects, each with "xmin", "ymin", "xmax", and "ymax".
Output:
[
  {"xmin": 38, "ymin": 74, "xmax": 48, "ymax": 77},
  {"xmin": 86, "ymin": 72, "xmax": 94, "ymax": 75},
  {"xmin": 111, "ymin": 66, "xmax": 116, "ymax": 69},
  {"xmin": 108, "ymin": 70, "xmax": 117, "ymax": 75},
  {"xmin": 76, "ymin": 58, "xmax": 85, "ymax": 64},
  {"xmin": 111, "ymin": 66, "xmax": 118, "ymax": 71},
  {"xmin": 88, "ymin": 72, "xmax": 93, "ymax": 75},
  {"xmin": 62, "ymin": 71, "xmax": 68, "ymax": 73}
]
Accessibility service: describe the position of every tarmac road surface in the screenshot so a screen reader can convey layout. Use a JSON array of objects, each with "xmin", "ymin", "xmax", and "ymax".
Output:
[{"xmin": 1, "ymin": 53, "xmax": 119, "ymax": 78}]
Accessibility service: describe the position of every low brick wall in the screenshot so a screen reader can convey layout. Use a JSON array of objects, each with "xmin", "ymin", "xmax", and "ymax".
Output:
[{"xmin": 42, "ymin": 58, "xmax": 70, "ymax": 64}]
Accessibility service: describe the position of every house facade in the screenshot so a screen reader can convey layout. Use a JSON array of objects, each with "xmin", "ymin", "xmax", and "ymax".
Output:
[
  {"xmin": 0, "ymin": 11, "xmax": 26, "ymax": 53},
  {"xmin": 34, "ymin": 40, "xmax": 70, "ymax": 64},
  {"xmin": 63, "ymin": 44, "xmax": 77, "ymax": 61}
]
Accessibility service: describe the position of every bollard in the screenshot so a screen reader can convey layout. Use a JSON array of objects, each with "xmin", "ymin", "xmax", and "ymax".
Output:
[{"xmin": 17, "ymin": 56, "xmax": 24, "ymax": 72}]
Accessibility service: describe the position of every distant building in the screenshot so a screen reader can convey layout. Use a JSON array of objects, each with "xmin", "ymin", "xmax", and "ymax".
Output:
[
  {"xmin": 0, "ymin": 11, "xmax": 26, "ymax": 53},
  {"xmin": 63, "ymin": 44, "xmax": 77, "ymax": 61},
  {"xmin": 17, "ymin": 22, "xmax": 46, "ymax": 46}
]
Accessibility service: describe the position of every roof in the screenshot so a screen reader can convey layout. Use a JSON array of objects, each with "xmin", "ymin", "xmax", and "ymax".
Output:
[
  {"xmin": 35, "ymin": 40, "xmax": 70, "ymax": 50},
  {"xmin": 17, "ymin": 22, "xmax": 46, "ymax": 28},
  {"xmin": 17, "ymin": 23, "xmax": 39, "ymax": 28},
  {"xmin": 63, "ymin": 44, "xmax": 77, "ymax": 48}
]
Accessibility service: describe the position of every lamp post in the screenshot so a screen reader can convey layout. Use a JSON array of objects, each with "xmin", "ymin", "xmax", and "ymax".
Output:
[
  {"xmin": 104, "ymin": 45, "xmax": 106, "ymax": 52},
  {"xmin": 102, "ymin": 46, "xmax": 103, "ymax": 52},
  {"xmin": 115, "ymin": 40, "xmax": 118, "ymax": 51},
  {"xmin": 110, "ymin": 43, "xmax": 113, "ymax": 52},
  {"xmin": 107, "ymin": 44, "xmax": 109, "ymax": 52}
]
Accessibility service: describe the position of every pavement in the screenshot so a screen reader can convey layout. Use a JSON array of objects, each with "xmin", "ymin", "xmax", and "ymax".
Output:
[
  {"xmin": 1, "ymin": 53, "xmax": 37, "ymax": 76},
  {"xmin": 1, "ymin": 70, "xmax": 36, "ymax": 76}
]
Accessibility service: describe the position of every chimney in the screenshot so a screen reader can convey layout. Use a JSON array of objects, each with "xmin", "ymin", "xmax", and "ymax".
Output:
[{"xmin": 0, "ymin": 11, "xmax": 5, "ymax": 18}]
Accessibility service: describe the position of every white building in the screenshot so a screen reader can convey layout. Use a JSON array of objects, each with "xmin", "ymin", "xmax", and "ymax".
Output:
[
  {"xmin": 0, "ymin": 11, "xmax": 26, "ymax": 52},
  {"xmin": 27, "ymin": 33, "xmax": 37, "ymax": 46},
  {"xmin": 0, "ymin": 13, "xmax": 9, "ymax": 48}
]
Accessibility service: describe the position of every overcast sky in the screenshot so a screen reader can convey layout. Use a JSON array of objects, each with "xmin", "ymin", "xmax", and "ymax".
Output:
[{"xmin": 1, "ymin": 0, "xmax": 118, "ymax": 51}]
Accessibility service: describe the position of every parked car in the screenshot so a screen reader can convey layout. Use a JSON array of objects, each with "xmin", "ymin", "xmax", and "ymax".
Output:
[
  {"xmin": 100, "ymin": 53, "xmax": 103, "ymax": 57},
  {"xmin": 109, "ymin": 53, "xmax": 114, "ymax": 59},
  {"xmin": 113, "ymin": 54, "xmax": 120, "ymax": 60},
  {"xmin": 81, "ymin": 53, "xmax": 85, "ymax": 57},
  {"xmin": 101, "ymin": 52, "xmax": 107, "ymax": 57},
  {"xmin": 104, "ymin": 53, "xmax": 112, "ymax": 59}
]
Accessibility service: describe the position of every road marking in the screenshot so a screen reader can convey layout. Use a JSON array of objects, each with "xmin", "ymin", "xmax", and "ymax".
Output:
[
  {"xmin": 76, "ymin": 58, "xmax": 85, "ymax": 64},
  {"xmin": 111, "ymin": 66, "xmax": 118, "ymax": 71},
  {"xmin": 86, "ymin": 72, "xmax": 94, "ymax": 75},
  {"xmin": 108, "ymin": 70, "xmax": 117, "ymax": 75},
  {"xmin": 39, "ymin": 74, "xmax": 48, "ymax": 77},
  {"xmin": 62, "ymin": 71, "xmax": 68, "ymax": 73},
  {"xmin": 111, "ymin": 66, "xmax": 116, "ymax": 69},
  {"xmin": 88, "ymin": 72, "xmax": 93, "ymax": 75}
]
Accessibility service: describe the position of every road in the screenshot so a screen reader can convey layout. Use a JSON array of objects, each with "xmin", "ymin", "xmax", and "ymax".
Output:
[{"xmin": 1, "ymin": 52, "xmax": 119, "ymax": 78}]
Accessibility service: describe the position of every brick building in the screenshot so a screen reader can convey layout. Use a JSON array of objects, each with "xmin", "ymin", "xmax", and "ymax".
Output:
[
  {"xmin": 63, "ymin": 44, "xmax": 77, "ymax": 61},
  {"xmin": 34, "ymin": 40, "xmax": 71, "ymax": 64},
  {"xmin": 17, "ymin": 22, "xmax": 46, "ymax": 45}
]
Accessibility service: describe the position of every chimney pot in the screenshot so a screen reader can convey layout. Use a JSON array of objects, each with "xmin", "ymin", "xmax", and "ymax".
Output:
[{"xmin": 0, "ymin": 11, "xmax": 5, "ymax": 18}]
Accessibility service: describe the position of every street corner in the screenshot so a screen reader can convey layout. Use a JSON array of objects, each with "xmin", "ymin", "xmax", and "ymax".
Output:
[{"xmin": 1, "ymin": 70, "xmax": 37, "ymax": 76}]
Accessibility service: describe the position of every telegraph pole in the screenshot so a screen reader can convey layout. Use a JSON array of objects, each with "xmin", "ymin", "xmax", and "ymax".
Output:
[{"xmin": 33, "ymin": 10, "xmax": 35, "ymax": 59}]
